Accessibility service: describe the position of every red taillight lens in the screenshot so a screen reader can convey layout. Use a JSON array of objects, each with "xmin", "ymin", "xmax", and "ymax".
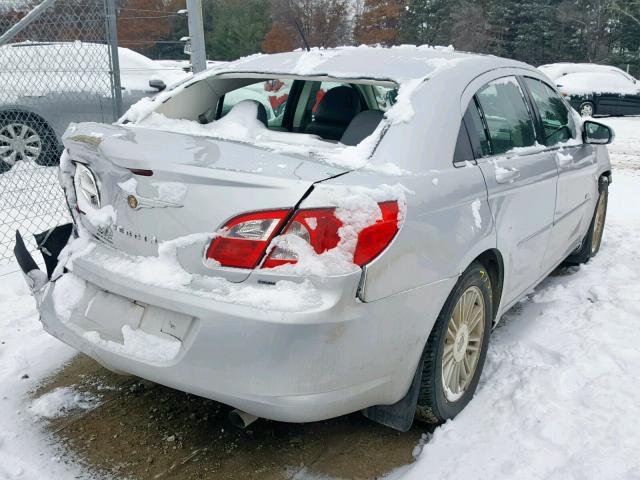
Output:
[
  {"xmin": 206, "ymin": 209, "xmax": 290, "ymax": 269},
  {"xmin": 263, "ymin": 201, "xmax": 400, "ymax": 269},
  {"xmin": 353, "ymin": 201, "xmax": 399, "ymax": 265},
  {"xmin": 262, "ymin": 208, "xmax": 342, "ymax": 268}
]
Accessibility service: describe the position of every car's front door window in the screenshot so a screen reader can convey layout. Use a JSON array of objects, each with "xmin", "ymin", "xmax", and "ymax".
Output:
[
  {"xmin": 523, "ymin": 77, "xmax": 576, "ymax": 146},
  {"xmin": 474, "ymin": 77, "xmax": 537, "ymax": 155}
]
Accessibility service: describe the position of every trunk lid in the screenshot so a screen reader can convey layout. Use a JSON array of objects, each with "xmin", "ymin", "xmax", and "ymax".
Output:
[{"xmin": 62, "ymin": 123, "xmax": 347, "ymax": 282}]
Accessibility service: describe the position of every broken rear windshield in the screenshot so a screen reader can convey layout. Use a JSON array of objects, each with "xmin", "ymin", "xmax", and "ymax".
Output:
[{"xmin": 125, "ymin": 75, "xmax": 399, "ymax": 170}]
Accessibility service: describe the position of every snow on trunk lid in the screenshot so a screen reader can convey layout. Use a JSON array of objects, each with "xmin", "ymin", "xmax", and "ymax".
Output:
[{"xmin": 61, "ymin": 123, "xmax": 346, "ymax": 283}]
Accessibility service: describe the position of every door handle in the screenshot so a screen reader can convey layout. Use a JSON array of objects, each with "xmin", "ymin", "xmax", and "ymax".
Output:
[
  {"xmin": 495, "ymin": 167, "xmax": 521, "ymax": 184},
  {"xmin": 556, "ymin": 151, "xmax": 573, "ymax": 167}
]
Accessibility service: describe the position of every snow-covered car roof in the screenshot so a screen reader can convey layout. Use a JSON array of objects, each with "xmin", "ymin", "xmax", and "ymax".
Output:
[
  {"xmin": 205, "ymin": 45, "xmax": 530, "ymax": 84},
  {"xmin": 0, "ymin": 41, "xmax": 189, "ymax": 91},
  {"xmin": 556, "ymin": 71, "xmax": 639, "ymax": 96},
  {"xmin": 539, "ymin": 62, "xmax": 636, "ymax": 83}
]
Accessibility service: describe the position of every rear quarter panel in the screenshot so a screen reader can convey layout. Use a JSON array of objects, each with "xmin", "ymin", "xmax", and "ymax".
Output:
[{"xmin": 309, "ymin": 166, "xmax": 494, "ymax": 303}]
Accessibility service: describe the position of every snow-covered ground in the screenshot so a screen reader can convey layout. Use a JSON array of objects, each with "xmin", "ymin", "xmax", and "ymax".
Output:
[
  {"xmin": 0, "ymin": 117, "xmax": 639, "ymax": 480},
  {"xmin": 390, "ymin": 116, "xmax": 640, "ymax": 479},
  {"xmin": 0, "ymin": 263, "xmax": 91, "ymax": 479}
]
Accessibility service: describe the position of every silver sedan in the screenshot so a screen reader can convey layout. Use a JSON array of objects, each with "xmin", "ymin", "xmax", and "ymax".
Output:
[
  {"xmin": 0, "ymin": 41, "xmax": 188, "ymax": 173},
  {"xmin": 15, "ymin": 46, "xmax": 612, "ymax": 431}
]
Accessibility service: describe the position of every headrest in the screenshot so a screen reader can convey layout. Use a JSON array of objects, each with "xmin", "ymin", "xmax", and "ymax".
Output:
[
  {"xmin": 340, "ymin": 110, "xmax": 384, "ymax": 146},
  {"xmin": 314, "ymin": 86, "xmax": 361, "ymax": 125}
]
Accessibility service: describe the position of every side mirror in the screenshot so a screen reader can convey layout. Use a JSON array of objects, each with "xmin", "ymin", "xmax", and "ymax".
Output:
[
  {"xmin": 149, "ymin": 79, "xmax": 166, "ymax": 91},
  {"xmin": 583, "ymin": 120, "xmax": 613, "ymax": 145}
]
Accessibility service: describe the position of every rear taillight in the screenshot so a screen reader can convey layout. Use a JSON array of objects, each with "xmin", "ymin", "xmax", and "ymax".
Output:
[
  {"xmin": 206, "ymin": 202, "xmax": 401, "ymax": 271},
  {"xmin": 206, "ymin": 209, "xmax": 290, "ymax": 269},
  {"xmin": 73, "ymin": 162, "xmax": 101, "ymax": 213},
  {"xmin": 262, "ymin": 208, "xmax": 342, "ymax": 268},
  {"xmin": 263, "ymin": 201, "xmax": 400, "ymax": 269},
  {"xmin": 353, "ymin": 201, "xmax": 400, "ymax": 265}
]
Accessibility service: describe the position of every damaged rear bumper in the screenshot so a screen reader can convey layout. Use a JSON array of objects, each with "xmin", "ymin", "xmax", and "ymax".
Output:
[
  {"xmin": 14, "ymin": 224, "xmax": 73, "ymax": 297},
  {"xmin": 15, "ymin": 227, "xmax": 455, "ymax": 424}
]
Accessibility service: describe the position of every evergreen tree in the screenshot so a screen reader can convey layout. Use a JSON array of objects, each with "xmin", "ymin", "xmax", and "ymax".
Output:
[
  {"xmin": 399, "ymin": 0, "xmax": 453, "ymax": 46},
  {"xmin": 131, "ymin": 0, "xmax": 640, "ymax": 75},
  {"xmin": 204, "ymin": 0, "xmax": 272, "ymax": 60}
]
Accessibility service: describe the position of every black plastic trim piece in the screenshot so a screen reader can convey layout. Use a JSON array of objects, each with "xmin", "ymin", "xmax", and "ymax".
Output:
[
  {"xmin": 14, "ymin": 230, "xmax": 39, "ymax": 276},
  {"xmin": 362, "ymin": 350, "xmax": 426, "ymax": 432}
]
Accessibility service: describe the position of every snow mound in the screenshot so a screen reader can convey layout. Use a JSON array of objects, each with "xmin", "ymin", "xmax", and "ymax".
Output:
[
  {"xmin": 51, "ymin": 272, "xmax": 86, "ymax": 322},
  {"xmin": 84, "ymin": 204, "xmax": 116, "ymax": 228},
  {"xmin": 57, "ymin": 230, "xmax": 325, "ymax": 313},
  {"xmin": 30, "ymin": 386, "xmax": 100, "ymax": 419},
  {"xmin": 471, "ymin": 198, "xmax": 482, "ymax": 230},
  {"xmin": 152, "ymin": 181, "xmax": 188, "ymax": 204},
  {"xmin": 84, "ymin": 326, "xmax": 181, "ymax": 364},
  {"xmin": 134, "ymin": 103, "xmax": 406, "ymax": 175}
]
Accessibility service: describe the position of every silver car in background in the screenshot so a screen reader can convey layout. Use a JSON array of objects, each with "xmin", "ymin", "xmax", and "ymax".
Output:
[
  {"xmin": 15, "ymin": 46, "xmax": 613, "ymax": 431},
  {"xmin": 0, "ymin": 42, "xmax": 189, "ymax": 173}
]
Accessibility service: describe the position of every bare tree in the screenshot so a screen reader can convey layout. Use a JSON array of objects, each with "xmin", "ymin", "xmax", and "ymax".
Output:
[
  {"xmin": 270, "ymin": 0, "xmax": 351, "ymax": 48},
  {"xmin": 450, "ymin": 1, "xmax": 490, "ymax": 52}
]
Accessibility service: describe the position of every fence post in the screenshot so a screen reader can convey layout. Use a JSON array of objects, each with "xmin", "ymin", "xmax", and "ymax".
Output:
[
  {"xmin": 105, "ymin": 0, "xmax": 123, "ymax": 120},
  {"xmin": 186, "ymin": 0, "xmax": 207, "ymax": 74},
  {"xmin": 0, "ymin": 0, "xmax": 57, "ymax": 46}
]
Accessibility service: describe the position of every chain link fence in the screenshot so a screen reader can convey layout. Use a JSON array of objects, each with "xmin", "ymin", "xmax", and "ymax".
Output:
[{"xmin": 0, "ymin": 0, "xmax": 116, "ymax": 266}]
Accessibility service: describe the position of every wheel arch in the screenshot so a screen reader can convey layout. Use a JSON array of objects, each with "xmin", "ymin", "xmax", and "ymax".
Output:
[
  {"xmin": 471, "ymin": 248, "xmax": 504, "ymax": 323},
  {"xmin": 600, "ymin": 170, "xmax": 612, "ymax": 190},
  {"xmin": 363, "ymin": 247, "xmax": 505, "ymax": 431},
  {"xmin": 578, "ymin": 98, "xmax": 596, "ymax": 115}
]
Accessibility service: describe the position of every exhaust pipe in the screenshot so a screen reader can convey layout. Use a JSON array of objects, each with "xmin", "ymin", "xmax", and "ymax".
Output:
[{"xmin": 228, "ymin": 409, "xmax": 258, "ymax": 429}]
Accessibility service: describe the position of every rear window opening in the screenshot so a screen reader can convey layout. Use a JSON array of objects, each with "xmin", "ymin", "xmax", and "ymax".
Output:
[{"xmin": 131, "ymin": 74, "xmax": 398, "ymax": 151}]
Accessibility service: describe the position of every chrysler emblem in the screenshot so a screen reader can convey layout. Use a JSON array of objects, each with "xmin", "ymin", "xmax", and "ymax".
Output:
[{"xmin": 127, "ymin": 195, "xmax": 139, "ymax": 209}]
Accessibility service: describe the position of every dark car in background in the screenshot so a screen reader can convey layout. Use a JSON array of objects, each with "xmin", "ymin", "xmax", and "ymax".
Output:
[{"xmin": 539, "ymin": 63, "xmax": 640, "ymax": 117}]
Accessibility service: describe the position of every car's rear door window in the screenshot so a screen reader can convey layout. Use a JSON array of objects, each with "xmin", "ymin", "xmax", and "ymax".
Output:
[
  {"xmin": 523, "ymin": 77, "xmax": 575, "ymax": 146},
  {"xmin": 464, "ymin": 99, "xmax": 491, "ymax": 157},
  {"xmin": 371, "ymin": 85, "xmax": 397, "ymax": 111},
  {"xmin": 475, "ymin": 77, "xmax": 537, "ymax": 155}
]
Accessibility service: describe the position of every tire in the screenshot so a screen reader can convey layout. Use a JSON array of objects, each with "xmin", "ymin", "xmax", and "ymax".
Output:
[
  {"xmin": 565, "ymin": 176, "xmax": 609, "ymax": 265},
  {"xmin": 0, "ymin": 156, "xmax": 12, "ymax": 174},
  {"xmin": 0, "ymin": 112, "xmax": 61, "ymax": 168},
  {"xmin": 415, "ymin": 261, "xmax": 493, "ymax": 424},
  {"xmin": 578, "ymin": 101, "xmax": 595, "ymax": 117}
]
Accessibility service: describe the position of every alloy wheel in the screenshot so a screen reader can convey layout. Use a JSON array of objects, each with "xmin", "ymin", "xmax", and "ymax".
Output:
[
  {"xmin": 591, "ymin": 192, "xmax": 606, "ymax": 254},
  {"xmin": 442, "ymin": 285, "xmax": 486, "ymax": 402},
  {"xmin": 0, "ymin": 123, "xmax": 42, "ymax": 165}
]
